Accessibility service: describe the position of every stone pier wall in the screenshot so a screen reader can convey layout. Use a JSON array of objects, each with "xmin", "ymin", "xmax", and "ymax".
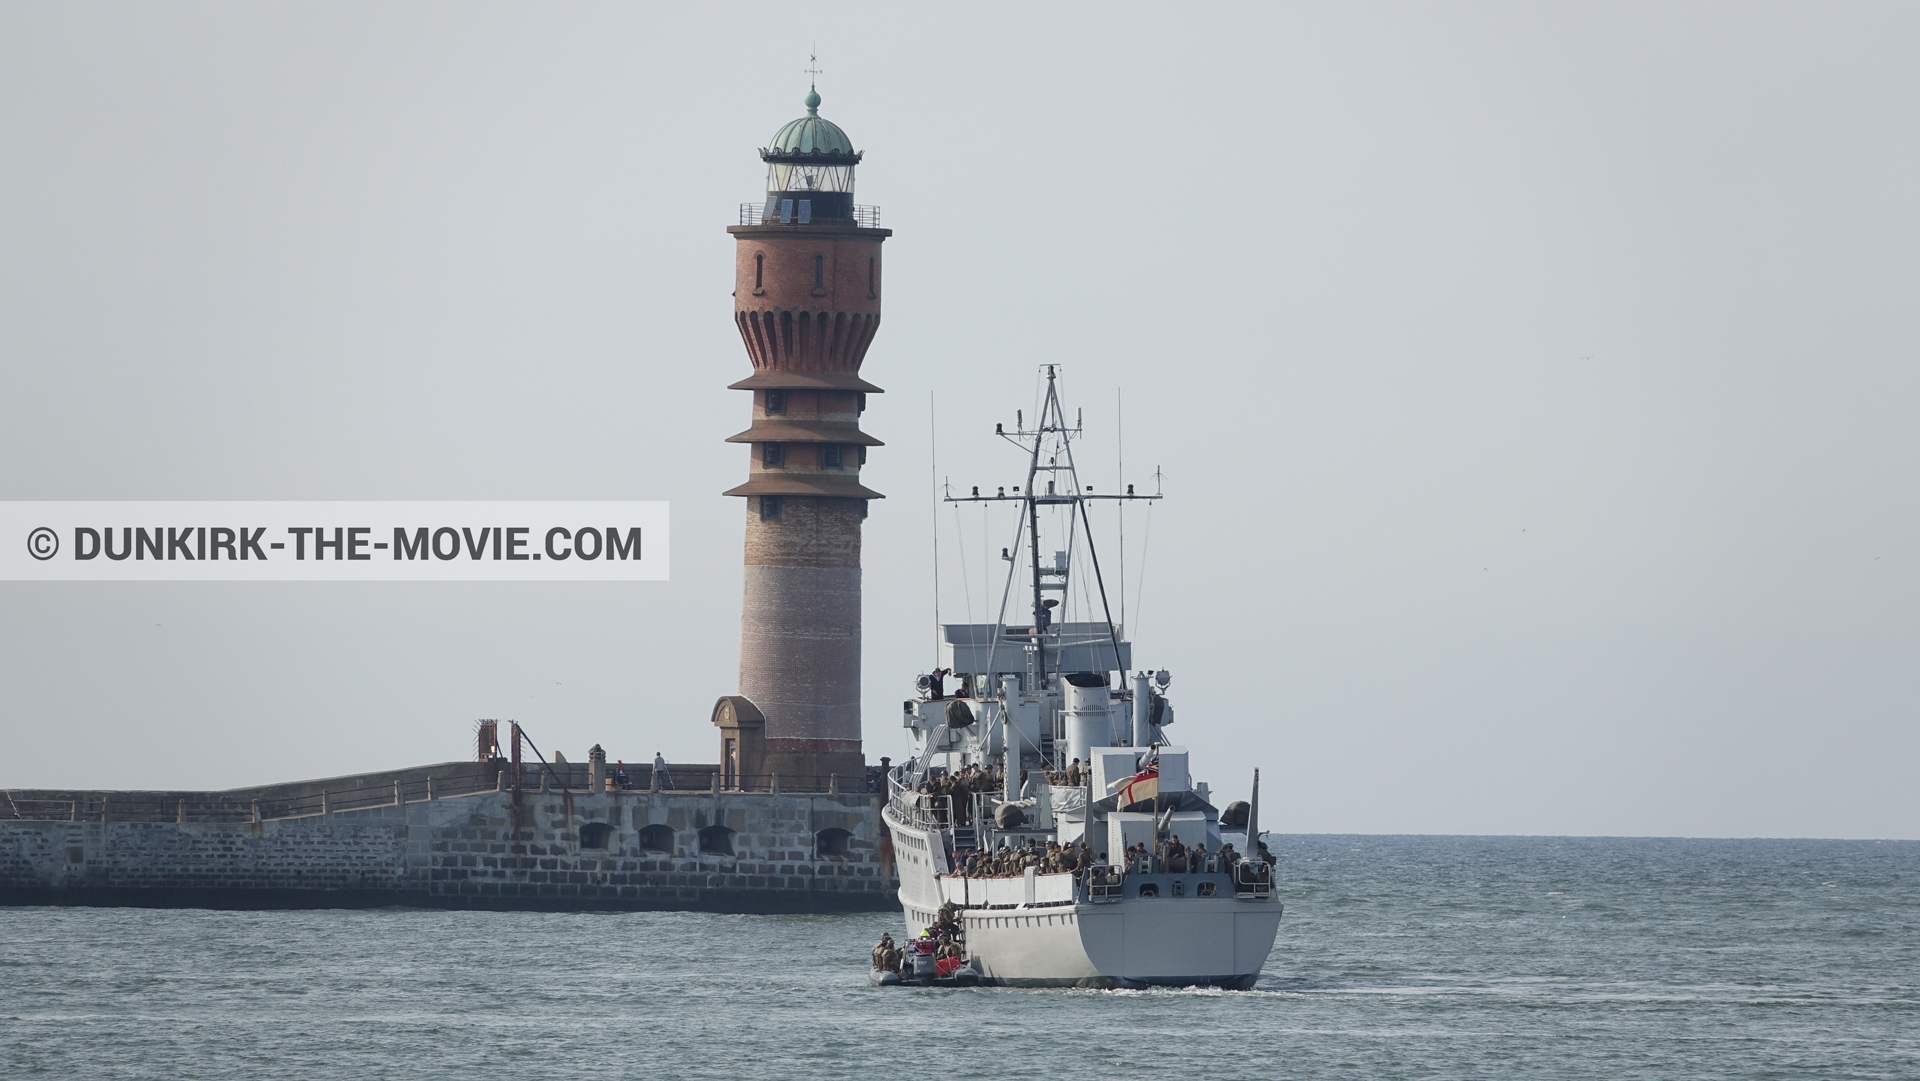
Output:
[{"xmin": 0, "ymin": 787, "xmax": 897, "ymax": 913}]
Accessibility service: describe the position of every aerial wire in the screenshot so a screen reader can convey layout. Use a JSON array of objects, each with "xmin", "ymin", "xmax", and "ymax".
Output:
[
  {"xmin": 929, "ymin": 391, "xmax": 941, "ymax": 661},
  {"xmin": 994, "ymin": 501, "xmax": 1024, "ymax": 626},
  {"xmin": 1133, "ymin": 496, "xmax": 1155, "ymax": 641},
  {"xmin": 1054, "ymin": 373, "xmax": 1126, "ymax": 680},
  {"xmin": 953, "ymin": 500, "xmax": 973, "ymax": 626}
]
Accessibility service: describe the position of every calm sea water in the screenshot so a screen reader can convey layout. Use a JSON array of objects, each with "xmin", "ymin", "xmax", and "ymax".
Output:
[{"xmin": 3, "ymin": 836, "xmax": 1914, "ymax": 1080}]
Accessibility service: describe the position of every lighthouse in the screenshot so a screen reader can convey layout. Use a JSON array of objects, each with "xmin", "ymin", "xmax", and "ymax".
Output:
[{"xmin": 711, "ymin": 87, "xmax": 889, "ymax": 790}]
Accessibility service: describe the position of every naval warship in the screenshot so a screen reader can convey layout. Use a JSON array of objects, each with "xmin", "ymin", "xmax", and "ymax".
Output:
[{"xmin": 877, "ymin": 367, "xmax": 1283, "ymax": 988}]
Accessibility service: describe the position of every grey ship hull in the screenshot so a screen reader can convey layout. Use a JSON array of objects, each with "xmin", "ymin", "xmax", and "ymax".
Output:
[{"xmin": 886, "ymin": 807, "xmax": 1283, "ymax": 989}]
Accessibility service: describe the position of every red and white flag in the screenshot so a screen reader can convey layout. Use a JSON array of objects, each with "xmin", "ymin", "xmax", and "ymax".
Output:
[{"xmin": 1109, "ymin": 762, "xmax": 1159, "ymax": 805}]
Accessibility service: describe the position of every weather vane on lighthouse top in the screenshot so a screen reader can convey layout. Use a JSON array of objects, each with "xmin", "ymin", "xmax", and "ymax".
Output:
[{"xmin": 805, "ymin": 47, "xmax": 822, "ymax": 91}]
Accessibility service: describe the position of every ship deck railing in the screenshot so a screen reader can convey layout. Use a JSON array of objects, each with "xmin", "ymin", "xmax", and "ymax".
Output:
[
  {"xmin": 926, "ymin": 855, "xmax": 1277, "ymax": 906},
  {"xmin": 885, "ymin": 775, "xmax": 956, "ymax": 834},
  {"xmin": 1122, "ymin": 853, "xmax": 1235, "ymax": 876},
  {"xmin": 938, "ymin": 867, "xmax": 1081, "ymax": 908},
  {"xmin": 1233, "ymin": 858, "xmax": 1275, "ymax": 900}
]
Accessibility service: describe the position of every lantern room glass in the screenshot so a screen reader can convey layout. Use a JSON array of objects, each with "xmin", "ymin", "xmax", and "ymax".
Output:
[{"xmin": 766, "ymin": 162, "xmax": 856, "ymax": 195}]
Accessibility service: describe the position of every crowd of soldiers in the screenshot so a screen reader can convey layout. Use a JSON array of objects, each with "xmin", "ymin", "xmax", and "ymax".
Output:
[
  {"xmin": 913, "ymin": 763, "xmax": 1004, "ymax": 825},
  {"xmin": 913, "ymin": 757, "xmax": 1103, "ymax": 828},
  {"xmin": 956, "ymin": 838, "xmax": 1099, "ymax": 878},
  {"xmin": 945, "ymin": 834, "xmax": 1278, "ymax": 880},
  {"xmin": 916, "ymin": 759, "xmax": 1097, "ymax": 802},
  {"xmin": 1117, "ymin": 835, "xmax": 1275, "ymax": 875},
  {"xmin": 1120, "ymin": 835, "xmax": 1216, "ymax": 874}
]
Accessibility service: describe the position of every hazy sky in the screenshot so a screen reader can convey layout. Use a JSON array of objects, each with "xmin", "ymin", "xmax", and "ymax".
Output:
[{"xmin": 2, "ymin": 3, "xmax": 1914, "ymax": 838}]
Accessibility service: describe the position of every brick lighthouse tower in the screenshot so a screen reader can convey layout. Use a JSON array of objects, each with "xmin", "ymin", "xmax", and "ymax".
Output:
[{"xmin": 710, "ymin": 86, "xmax": 888, "ymax": 789}]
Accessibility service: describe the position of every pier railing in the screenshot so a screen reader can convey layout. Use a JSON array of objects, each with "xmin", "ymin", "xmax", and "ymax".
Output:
[
  {"xmin": 2, "ymin": 768, "xmax": 883, "ymax": 825},
  {"xmin": 2, "ymin": 773, "xmax": 505, "ymax": 824},
  {"xmin": 601, "ymin": 772, "xmax": 874, "ymax": 795},
  {"xmin": 710, "ymin": 773, "xmax": 866, "ymax": 794}
]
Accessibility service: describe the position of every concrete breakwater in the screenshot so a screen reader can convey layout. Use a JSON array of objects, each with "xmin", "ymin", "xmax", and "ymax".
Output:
[{"xmin": 0, "ymin": 763, "xmax": 897, "ymax": 912}]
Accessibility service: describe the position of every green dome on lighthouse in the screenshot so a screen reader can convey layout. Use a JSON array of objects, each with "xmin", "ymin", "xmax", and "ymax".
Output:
[{"xmin": 765, "ymin": 89, "xmax": 858, "ymax": 159}]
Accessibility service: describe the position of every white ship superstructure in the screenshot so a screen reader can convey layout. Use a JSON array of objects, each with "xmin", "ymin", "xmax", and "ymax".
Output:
[{"xmin": 881, "ymin": 368, "xmax": 1282, "ymax": 988}]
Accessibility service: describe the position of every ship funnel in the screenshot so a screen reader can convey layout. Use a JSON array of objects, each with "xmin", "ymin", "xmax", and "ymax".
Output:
[{"xmin": 1062, "ymin": 673, "xmax": 1109, "ymax": 767}]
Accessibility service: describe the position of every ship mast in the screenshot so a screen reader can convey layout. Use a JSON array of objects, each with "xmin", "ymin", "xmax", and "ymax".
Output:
[{"xmin": 947, "ymin": 365, "xmax": 1160, "ymax": 691}]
